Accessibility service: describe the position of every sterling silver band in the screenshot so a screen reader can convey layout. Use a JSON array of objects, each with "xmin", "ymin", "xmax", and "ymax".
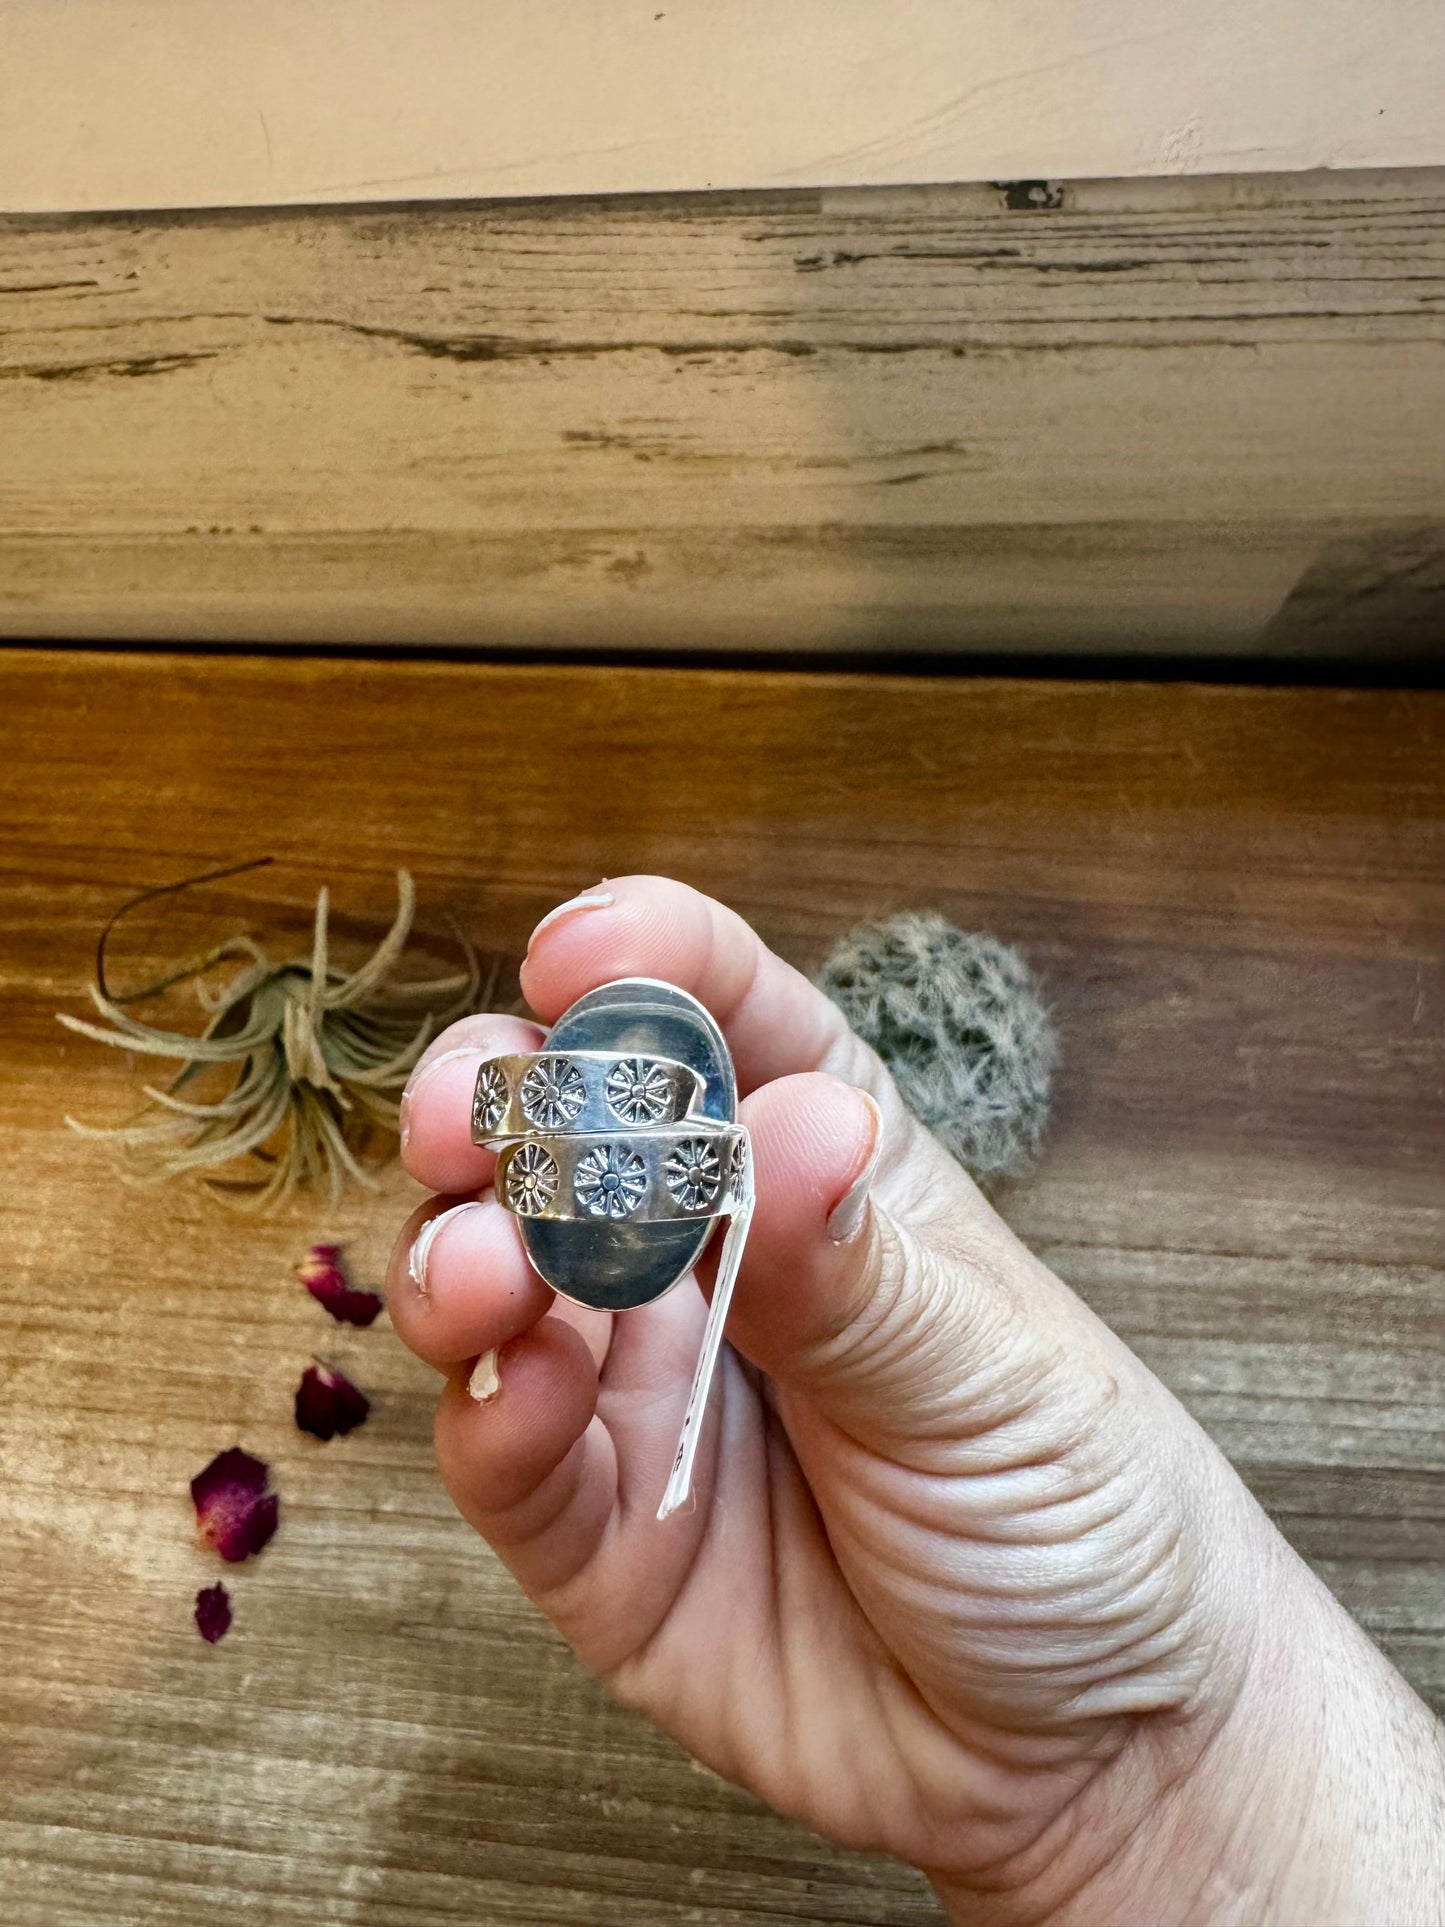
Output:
[
  {"xmin": 496, "ymin": 1125, "xmax": 749, "ymax": 1224},
  {"xmin": 472, "ymin": 1050, "xmax": 704, "ymax": 1142},
  {"xmin": 474, "ymin": 1048, "xmax": 749, "ymax": 1227}
]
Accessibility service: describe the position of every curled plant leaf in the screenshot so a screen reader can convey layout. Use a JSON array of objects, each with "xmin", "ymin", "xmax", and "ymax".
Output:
[
  {"xmin": 194, "ymin": 1582, "xmax": 233, "ymax": 1643},
  {"xmin": 299, "ymin": 1244, "xmax": 382, "ymax": 1326},
  {"xmin": 59, "ymin": 867, "xmax": 488, "ymax": 1210},
  {"xmin": 295, "ymin": 1363, "xmax": 370, "ymax": 1440},
  {"xmin": 191, "ymin": 1448, "xmax": 279, "ymax": 1562}
]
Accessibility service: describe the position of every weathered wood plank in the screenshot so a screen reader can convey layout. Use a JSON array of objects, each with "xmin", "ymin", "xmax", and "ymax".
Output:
[
  {"xmin": 2, "ymin": 172, "xmax": 1442, "ymax": 656},
  {"xmin": 0, "ymin": 653, "xmax": 1441, "ymax": 1924}
]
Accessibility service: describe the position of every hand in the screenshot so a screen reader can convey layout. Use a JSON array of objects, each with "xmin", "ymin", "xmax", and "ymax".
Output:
[{"xmin": 388, "ymin": 878, "xmax": 1445, "ymax": 1925}]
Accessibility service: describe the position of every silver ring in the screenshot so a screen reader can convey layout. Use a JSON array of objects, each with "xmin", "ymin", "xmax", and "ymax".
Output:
[
  {"xmin": 494, "ymin": 1124, "xmax": 749, "ymax": 1223},
  {"xmin": 469, "ymin": 976, "xmax": 756, "ymax": 1519},
  {"xmin": 472, "ymin": 1050, "xmax": 704, "ymax": 1140},
  {"xmin": 470, "ymin": 983, "xmax": 747, "ymax": 1310}
]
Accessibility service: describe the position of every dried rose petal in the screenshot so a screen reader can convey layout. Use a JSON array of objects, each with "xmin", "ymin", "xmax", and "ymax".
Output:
[
  {"xmin": 195, "ymin": 1582, "xmax": 233, "ymax": 1643},
  {"xmin": 295, "ymin": 1363, "xmax": 370, "ymax": 1441},
  {"xmin": 190, "ymin": 1447, "xmax": 279, "ymax": 1562},
  {"xmin": 298, "ymin": 1243, "xmax": 383, "ymax": 1327}
]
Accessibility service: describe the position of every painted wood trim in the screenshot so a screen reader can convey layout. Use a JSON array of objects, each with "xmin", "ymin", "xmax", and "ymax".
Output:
[{"xmin": 2, "ymin": 170, "xmax": 1442, "ymax": 658}]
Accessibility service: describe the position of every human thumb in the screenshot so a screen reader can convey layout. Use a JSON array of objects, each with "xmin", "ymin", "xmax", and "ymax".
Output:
[{"xmin": 722, "ymin": 1070, "xmax": 1123, "ymax": 1458}]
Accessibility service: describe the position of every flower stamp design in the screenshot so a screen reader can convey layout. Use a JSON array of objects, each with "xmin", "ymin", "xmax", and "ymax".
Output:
[
  {"xmin": 520, "ymin": 1056, "xmax": 586, "ymax": 1129},
  {"xmin": 605, "ymin": 1057, "xmax": 675, "ymax": 1125},
  {"xmin": 575, "ymin": 1143, "xmax": 648, "ymax": 1220},
  {"xmin": 506, "ymin": 1142, "xmax": 560, "ymax": 1216},
  {"xmin": 728, "ymin": 1132, "xmax": 749, "ymax": 1194},
  {"xmin": 472, "ymin": 1061, "xmax": 510, "ymax": 1134},
  {"xmin": 665, "ymin": 1139, "xmax": 722, "ymax": 1212}
]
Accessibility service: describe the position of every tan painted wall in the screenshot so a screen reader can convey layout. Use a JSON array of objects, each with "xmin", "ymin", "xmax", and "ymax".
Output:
[{"xmin": 3, "ymin": 0, "xmax": 1444, "ymax": 215}]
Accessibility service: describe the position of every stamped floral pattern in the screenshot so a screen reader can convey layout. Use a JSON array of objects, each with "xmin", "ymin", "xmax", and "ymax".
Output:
[
  {"xmin": 506, "ymin": 1142, "xmax": 560, "ymax": 1216},
  {"xmin": 665, "ymin": 1139, "xmax": 722, "ymax": 1212},
  {"xmin": 472, "ymin": 1061, "xmax": 510, "ymax": 1134},
  {"xmin": 728, "ymin": 1132, "xmax": 749, "ymax": 1194},
  {"xmin": 605, "ymin": 1057, "xmax": 675, "ymax": 1126},
  {"xmin": 520, "ymin": 1056, "xmax": 586, "ymax": 1129},
  {"xmin": 575, "ymin": 1143, "xmax": 648, "ymax": 1219}
]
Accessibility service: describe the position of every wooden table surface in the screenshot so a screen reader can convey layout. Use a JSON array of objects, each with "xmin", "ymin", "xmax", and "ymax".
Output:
[{"xmin": 1, "ymin": 651, "xmax": 1441, "ymax": 1927}]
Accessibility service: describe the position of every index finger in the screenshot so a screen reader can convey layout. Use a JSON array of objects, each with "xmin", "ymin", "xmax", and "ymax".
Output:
[{"xmin": 518, "ymin": 876, "xmax": 877, "ymax": 1098}]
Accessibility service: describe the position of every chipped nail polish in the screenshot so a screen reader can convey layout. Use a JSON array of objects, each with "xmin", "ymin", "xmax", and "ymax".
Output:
[
  {"xmin": 468, "ymin": 1350, "xmax": 501, "ymax": 1403},
  {"xmin": 826, "ymin": 1091, "xmax": 884, "ymax": 1244},
  {"xmin": 407, "ymin": 1200, "xmax": 482, "ymax": 1296},
  {"xmin": 527, "ymin": 887, "xmax": 615, "ymax": 951},
  {"xmin": 400, "ymin": 1043, "xmax": 487, "ymax": 1115}
]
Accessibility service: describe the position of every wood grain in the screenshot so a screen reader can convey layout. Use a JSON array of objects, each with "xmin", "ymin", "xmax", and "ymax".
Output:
[
  {"xmin": 2, "ymin": 170, "xmax": 1443, "ymax": 658},
  {"xmin": 0, "ymin": 651, "xmax": 1441, "ymax": 1925},
  {"xmin": 5, "ymin": 0, "xmax": 1445, "ymax": 214}
]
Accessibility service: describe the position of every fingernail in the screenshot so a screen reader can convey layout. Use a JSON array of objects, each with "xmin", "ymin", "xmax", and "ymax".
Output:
[
  {"xmin": 407, "ymin": 1200, "xmax": 482, "ymax": 1296},
  {"xmin": 399, "ymin": 1044, "xmax": 487, "ymax": 1142},
  {"xmin": 527, "ymin": 886, "xmax": 614, "ymax": 951},
  {"xmin": 826, "ymin": 1090, "xmax": 884, "ymax": 1244},
  {"xmin": 468, "ymin": 1350, "xmax": 500, "ymax": 1403}
]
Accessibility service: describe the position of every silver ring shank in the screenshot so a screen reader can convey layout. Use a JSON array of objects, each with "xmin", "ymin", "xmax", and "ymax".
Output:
[
  {"xmin": 472, "ymin": 1050, "xmax": 705, "ymax": 1142},
  {"xmin": 495, "ymin": 1125, "xmax": 749, "ymax": 1224}
]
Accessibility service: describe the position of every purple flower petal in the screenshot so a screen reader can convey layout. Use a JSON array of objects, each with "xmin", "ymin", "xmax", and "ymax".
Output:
[
  {"xmin": 295, "ymin": 1363, "xmax": 371, "ymax": 1441},
  {"xmin": 298, "ymin": 1243, "xmax": 383, "ymax": 1326},
  {"xmin": 194, "ymin": 1582, "xmax": 233, "ymax": 1643},
  {"xmin": 190, "ymin": 1447, "xmax": 279, "ymax": 1562}
]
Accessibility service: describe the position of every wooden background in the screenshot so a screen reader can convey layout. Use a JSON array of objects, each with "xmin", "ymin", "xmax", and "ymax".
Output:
[
  {"xmin": 0, "ymin": 649, "xmax": 1441, "ymax": 1926},
  {"xmin": 3, "ymin": 169, "xmax": 1443, "ymax": 660}
]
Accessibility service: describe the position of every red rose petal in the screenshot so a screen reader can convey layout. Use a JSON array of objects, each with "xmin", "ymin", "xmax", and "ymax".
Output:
[
  {"xmin": 190, "ymin": 1447, "xmax": 279, "ymax": 1562},
  {"xmin": 295, "ymin": 1363, "xmax": 370, "ymax": 1441},
  {"xmin": 298, "ymin": 1243, "xmax": 383, "ymax": 1326},
  {"xmin": 195, "ymin": 1582, "xmax": 233, "ymax": 1643}
]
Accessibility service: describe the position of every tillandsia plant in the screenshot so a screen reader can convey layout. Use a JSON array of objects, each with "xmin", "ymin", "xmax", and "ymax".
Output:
[{"xmin": 59, "ymin": 862, "xmax": 487, "ymax": 1210}]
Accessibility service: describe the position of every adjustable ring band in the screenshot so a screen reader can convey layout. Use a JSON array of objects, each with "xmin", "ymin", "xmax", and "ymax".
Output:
[
  {"xmin": 495, "ymin": 1125, "xmax": 749, "ymax": 1224},
  {"xmin": 472, "ymin": 1050, "xmax": 705, "ymax": 1142}
]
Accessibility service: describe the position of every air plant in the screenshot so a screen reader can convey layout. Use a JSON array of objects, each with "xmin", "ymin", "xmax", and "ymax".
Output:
[{"xmin": 59, "ymin": 863, "xmax": 487, "ymax": 1210}]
